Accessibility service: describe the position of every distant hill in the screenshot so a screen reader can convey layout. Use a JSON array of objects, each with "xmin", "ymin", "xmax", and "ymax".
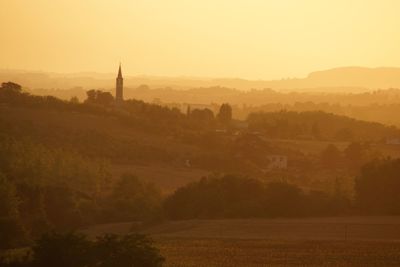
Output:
[{"xmin": 1, "ymin": 67, "xmax": 400, "ymax": 92}]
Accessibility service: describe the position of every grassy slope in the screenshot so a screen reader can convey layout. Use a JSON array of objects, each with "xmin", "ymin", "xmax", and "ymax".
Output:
[
  {"xmin": 2, "ymin": 104, "xmax": 400, "ymax": 194},
  {"xmin": 0, "ymin": 105, "xmax": 210, "ymax": 192}
]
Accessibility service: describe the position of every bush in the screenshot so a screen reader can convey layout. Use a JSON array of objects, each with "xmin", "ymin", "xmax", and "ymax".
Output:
[
  {"xmin": 31, "ymin": 232, "xmax": 92, "ymax": 267},
  {"xmin": 101, "ymin": 174, "xmax": 162, "ymax": 223},
  {"xmin": 1, "ymin": 232, "xmax": 165, "ymax": 267},
  {"xmin": 94, "ymin": 234, "xmax": 165, "ymax": 267}
]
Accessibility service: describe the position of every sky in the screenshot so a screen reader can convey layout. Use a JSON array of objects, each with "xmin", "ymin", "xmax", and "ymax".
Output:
[{"xmin": 1, "ymin": 0, "xmax": 400, "ymax": 80}]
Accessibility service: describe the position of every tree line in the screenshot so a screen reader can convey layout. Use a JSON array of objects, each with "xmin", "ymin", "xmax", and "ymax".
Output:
[{"xmin": 247, "ymin": 110, "xmax": 400, "ymax": 141}]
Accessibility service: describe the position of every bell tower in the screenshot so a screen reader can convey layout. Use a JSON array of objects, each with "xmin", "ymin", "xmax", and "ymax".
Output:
[{"xmin": 116, "ymin": 63, "xmax": 123, "ymax": 104}]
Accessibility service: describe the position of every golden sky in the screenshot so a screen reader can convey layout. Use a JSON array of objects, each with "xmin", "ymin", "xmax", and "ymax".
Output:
[{"xmin": 1, "ymin": 0, "xmax": 399, "ymax": 79}]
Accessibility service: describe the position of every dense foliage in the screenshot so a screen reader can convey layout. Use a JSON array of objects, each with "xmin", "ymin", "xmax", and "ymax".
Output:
[
  {"xmin": 0, "ymin": 134, "xmax": 162, "ymax": 248},
  {"xmin": 247, "ymin": 110, "xmax": 399, "ymax": 141},
  {"xmin": 164, "ymin": 175, "xmax": 350, "ymax": 219},
  {"xmin": 355, "ymin": 159, "xmax": 400, "ymax": 214},
  {"xmin": 0, "ymin": 232, "xmax": 164, "ymax": 267}
]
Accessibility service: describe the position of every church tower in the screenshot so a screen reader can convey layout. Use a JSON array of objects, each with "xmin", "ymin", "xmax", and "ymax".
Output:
[{"xmin": 115, "ymin": 64, "xmax": 123, "ymax": 104}]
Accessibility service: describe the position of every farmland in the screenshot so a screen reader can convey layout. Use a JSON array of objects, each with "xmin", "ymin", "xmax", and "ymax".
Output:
[
  {"xmin": 157, "ymin": 239, "xmax": 400, "ymax": 267},
  {"xmin": 85, "ymin": 217, "xmax": 400, "ymax": 266}
]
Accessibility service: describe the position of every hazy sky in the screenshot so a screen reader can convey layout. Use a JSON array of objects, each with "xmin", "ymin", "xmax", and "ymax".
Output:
[{"xmin": 1, "ymin": 0, "xmax": 399, "ymax": 79}]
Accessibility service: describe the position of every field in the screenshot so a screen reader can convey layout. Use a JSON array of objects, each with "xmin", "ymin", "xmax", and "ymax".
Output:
[
  {"xmin": 85, "ymin": 217, "xmax": 400, "ymax": 266},
  {"xmin": 157, "ymin": 239, "xmax": 400, "ymax": 267}
]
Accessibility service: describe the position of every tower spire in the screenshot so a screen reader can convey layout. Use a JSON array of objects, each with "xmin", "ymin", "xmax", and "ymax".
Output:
[
  {"xmin": 118, "ymin": 63, "xmax": 122, "ymax": 78},
  {"xmin": 115, "ymin": 63, "xmax": 124, "ymax": 104}
]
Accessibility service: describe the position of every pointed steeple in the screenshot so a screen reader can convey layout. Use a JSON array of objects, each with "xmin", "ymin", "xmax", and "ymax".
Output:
[
  {"xmin": 116, "ymin": 63, "xmax": 124, "ymax": 104},
  {"xmin": 117, "ymin": 63, "xmax": 122, "ymax": 78}
]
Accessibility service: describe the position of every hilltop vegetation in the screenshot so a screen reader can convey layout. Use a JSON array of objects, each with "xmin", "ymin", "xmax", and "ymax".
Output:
[
  {"xmin": 164, "ymin": 175, "xmax": 350, "ymax": 220},
  {"xmin": 0, "ymin": 81, "xmax": 398, "ymax": 187},
  {"xmin": 248, "ymin": 110, "xmax": 399, "ymax": 141}
]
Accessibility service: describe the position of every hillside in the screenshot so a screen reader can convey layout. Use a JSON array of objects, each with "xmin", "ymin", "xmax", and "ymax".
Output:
[
  {"xmin": 247, "ymin": 110, "xmax": 400, "ymax": 141},
  {"xmin": 2, "ymin": 85, "xmax": 400, "ymax": 194},
  {"xmin": 2, "ymin": 67, "xmax": 400, "ymax": 92}
]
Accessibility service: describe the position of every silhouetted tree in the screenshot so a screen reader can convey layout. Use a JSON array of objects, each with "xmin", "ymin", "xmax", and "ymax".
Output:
[
  {"xmin": 69, "ymin": 96, "xmax": 79, "ymax": 104},
  {"xmin": 31, "ymin": 232, "xmax": 92, "ymax": 267},
  {"xmin": 104, "ymin": 174, "xmax": 162, "ymax": 222},
  {"xmin": 0, "ymin": 173, "xmax": 26, "ymax": 248},
  {"xmin": 189, "ymin": 108, "xmax": 214, "ymax": 126},
  {"xmin": 2, "ymin": 232, "xmax": 164, "ymax": 267},
  {"xmin": 320, "ymin": 144, "xmax": 342, "ymax": 169},
  {"xmin": 355, "ymin": 159, "xmax": 400, "ymax": 214},
  {"xmin": 335, "ymin": 128, "xmax": 353, "ymax": 141},
  {"xmin": 1, "ymin": 82, "xmax": 22, "ymax": 93},
  {"xmin": 263, "ymin": 182, "xmax": 305, "ymax": 217},
  {"xmin": 94, "ymin": 234, "xmax": 164, "ymax": 267},
  {"xmin": 86, "ymin": 90, "xmax": 97, "ymax": 103},
  {"xmin": 311, "ymin": 122, "xmax": 322, "ymax": 140},
  {"xmin": 96, "ymin": 91, "xmax": 114, "ymax": 106},
  {"xmin": 217, "ymin": 103, "xmax": 232, "ymax": 127},
  {"xmin": 163, "ymin": 175, "xmax": 350, "ymax": 219},
  {"xmin": 186, "ymin": 105, "xmax": 191, "ymax": 117},
  {"xmin": 344, "ymin": 142, "xmax": 366, "ymax": 172},
  {"xmin": 85, "ymin": 90, "xmax": 114, "ymax": 106}
]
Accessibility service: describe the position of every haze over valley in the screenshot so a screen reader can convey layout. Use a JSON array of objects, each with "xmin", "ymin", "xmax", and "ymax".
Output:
[{"xmin": 2, "ymin": 1, "xmax": 400, "ymax": 266}]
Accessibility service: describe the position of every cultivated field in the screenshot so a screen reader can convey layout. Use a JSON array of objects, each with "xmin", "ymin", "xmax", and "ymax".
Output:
[
  {"xmin": 85, "ymin": 217, "xmax": 400, "ymax": 266},
  {"xmin": 157, "ymin": 238, "xmax": 400, "ymax": 267}
]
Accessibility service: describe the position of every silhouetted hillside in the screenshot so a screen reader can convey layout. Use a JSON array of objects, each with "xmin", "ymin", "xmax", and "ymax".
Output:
[
  {"xmin": 2, "ymin": 67, "xmax": 400, "ymax": 92},
  {"xmin": 247, "ymin": 110, "xmax": 400, "ymax": 141}
]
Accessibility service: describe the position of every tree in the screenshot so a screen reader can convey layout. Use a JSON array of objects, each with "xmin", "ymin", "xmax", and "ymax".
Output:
[
  {"xmin": 335, "ymin": 128, "xmax": 353, "ymax": 141},
  {"xmin": 43, "ymin": 186, "xmax": 82, "ymax": 231},
  {"xmin": 31, "ymin": 232, "xmax": 92, "ymax": 267},
  {"xmin": 85, "ymin": 90, "xmax": 114, "ymax": 106},
  {"xmin": 0, "ymin": 173, "xmax": 26, "ymax": 248},
  {"xmin": 344, "ymin": 142, "xmax": 365, "ymax": 172},
  {"xmin": 94, "ymin": 234, "xmax": 164, "ymax": 267},
  {"xmin": 96, "ymin": 91, "xmax": 114, "ymax": 106},
  {"xmin": 69, "ymin": 96, "xmax": 79, "ymax": 104},
  {"xmin": 3, "ymin": 232, "xmax": 165, "ymax": 267},
  {"xmin": 1, "ymin": 82, "xmax": 22, "ymax": 93},
  {"xmin": 217, "ymin": 103, "xmax": 232, "ymax": 127},
  {"xmin": 186, "ymin": 105, "xmax": 191, "ymax": 117},
  {"xmin": 164, "ymin": 175, "xmax": 265, "ymax": 219},
  {"xmin": 0, "ymin": 82, "xmax": 23, "ymax": 100},
  {"xmin": 263, "ymin": 182, "xmax": 305, "ymax": 217},
  {"xmin": 189, "ymin": 108, "xmax": 214, "ymax": 127},
  {"xmin": 85, "ymin": 90, "xmax": 97, "ymax": 103},
  {"xmin": 320, "ymin": 144, "xmax": 342, "ymax": 169},
  {"xmin": 105, "ymin": 174, "xmax": 162, "ymax": 222},
  {"xmin": 355, "ymin": 159, "xmax": 400, "ymax": 214},
  {"xmin": 311, "ymin": 122, "xmax": 322, "ymax": 140}
]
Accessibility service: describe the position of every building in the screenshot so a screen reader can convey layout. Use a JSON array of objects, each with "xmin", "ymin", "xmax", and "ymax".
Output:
[
  {"xmin": 386, "ymin": 138, "xmax": 400, "ymax": 145},
  {"xmin": 115, "ymin": 64, "xmax": 123, "ymax": 104},
  {"xmin": 267, "ymin": 155, "xmax": 288, "ymax": 169}
]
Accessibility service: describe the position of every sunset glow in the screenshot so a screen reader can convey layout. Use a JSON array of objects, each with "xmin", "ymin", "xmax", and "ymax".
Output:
[{"xmin": 1, "ymin": 0, "xmax": 400, "ymax": 79}]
